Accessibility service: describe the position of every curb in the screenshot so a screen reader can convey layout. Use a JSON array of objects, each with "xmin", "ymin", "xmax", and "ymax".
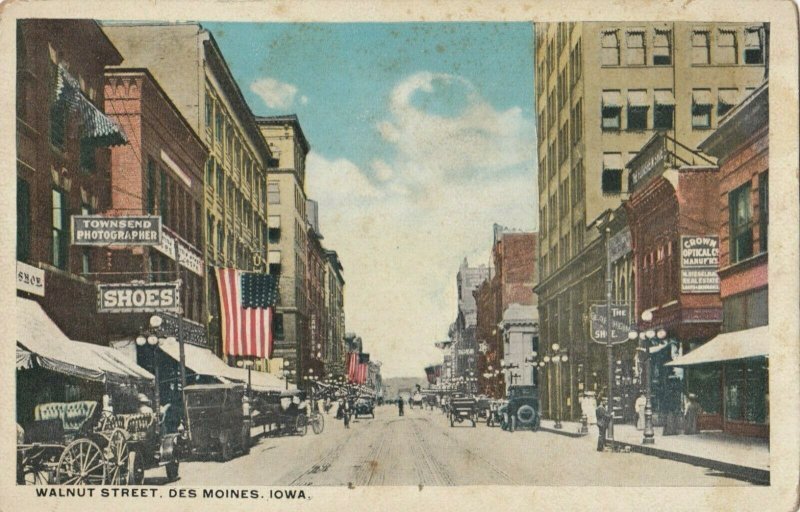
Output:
[
  {"xmin": 539, "ymin": 425, "xmax": 589, "ymax": 438},
  {"xmin": 609, "ymin": 439, "xmax": 770, "ymax": 485}
]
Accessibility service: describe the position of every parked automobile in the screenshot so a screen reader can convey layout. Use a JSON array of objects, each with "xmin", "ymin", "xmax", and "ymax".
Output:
[
  {"xmin": 475, "ymin": 396, "xmax": 491, "ymax": 421},
  {"xmin": 183, "ymin": 383, "xmax": 250, "ymax": 461},
  {"xmin": 502, "ymin": 385, "xmax": 540, "ymax": 432}
]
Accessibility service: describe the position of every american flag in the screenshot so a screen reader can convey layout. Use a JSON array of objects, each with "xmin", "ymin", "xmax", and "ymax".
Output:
[
  {"xmin": 356, "ymin": 363, "xmax": 368, "ymax": 385},
  {"xmin": 347, "ymin": 353, "xmax": 359, "ymax": 382},
  {"xmin": 216, "ymin": 269, "xmax": 278, "ymax": 358}
]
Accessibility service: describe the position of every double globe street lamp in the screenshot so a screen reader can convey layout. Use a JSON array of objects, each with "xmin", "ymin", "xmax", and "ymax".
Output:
[
  {"xmin": 136, "ymin": 314, "xmax": 175, "ymax": 416},
  {"xmin": 627, "ymin": 310, "xmax": 667, "ymax": 445},
  {"xmin": 539, "ymin": 344, "xmax": 569, "ymax": 429}
]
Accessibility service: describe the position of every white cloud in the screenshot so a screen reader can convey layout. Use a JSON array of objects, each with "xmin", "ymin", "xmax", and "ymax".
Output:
[
  {"xmin": 250, "ymin": 77, "xmax": 301, "ymax": 109},
  {"xmin": 300, "ymin": 95, "xmax": 309, "ymax": 105},
  {"xmin": 306, "ymin": 72, "xmax": 536, "ymax": 378}
]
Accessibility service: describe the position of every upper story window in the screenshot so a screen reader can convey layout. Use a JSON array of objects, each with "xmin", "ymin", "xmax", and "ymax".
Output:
[
  {"xmin": 717, "ymin": 28, "xmax": 738, "ymax": 64},
  {"xmin": 744, "ymin": 26, "xmax": 765, "ymax": 64},
  {"xmin": 601, "ymin": 30, "xmax": 620, "ymax": 66},
  {"xmin": 268, "ymin": 181, "xmax": 280, "ymax": 204},
  {"xmin": 759, "ymin": 172, "xmax": 768, "ymax": 253},
  {"xmin": 692, "ymin": 30, "xmax": 710, "ymax": 65},
  {"xmin": 215, "ymin": 110, "xmax": 223, "ymax": 144},
  {"xmin": 717, "ymin": 88, "xmax": 739, "ymax": 118},
  {"xmin": 52, "ymin": 187, "xmax": 69, "ymax": 270},
  {"xmin": 653, "ymin": 29, "xmax": 672, "ymax": 65},
  {"xmin": 602, "ymin": 153, "xmax": 623, "ymax": 195},
  {"xmin": 601, "ymin": 90, "xmax": 622, "ymax": 131},
  {"xmin": 691, "ymin": 89, "xmax": 713, "ymax": 129},
  {"xmin": 729, "ymin": 181, "xmax": 753, "ymax": 263},
  {"xmin": 626, "ymin": 30, "xmax": 646, "ymax": 65},
  {"xmin": 627, "ymin": 90, "xmax": 649, "ymax": 131},
  {"xmin": 654, "ymin": 89, "xmax": 675, "ymax": 130},
  {"xmin": 205, "ymin": 93, "xmax": 213, "ymax": 128}
]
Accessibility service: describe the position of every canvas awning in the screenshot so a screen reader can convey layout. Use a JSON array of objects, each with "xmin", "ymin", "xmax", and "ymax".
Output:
[
  {"xmin": 602, "ymin": 90, "xmax": 622, "ymax": 109},
  {"xmin": 268, "ymin": 215, "xmax": 281, "ymax": 229},
  {"xmin": 246, "ymin": 369, "xmax": 285, "ymax": 393},
  {"xmin": 692, "ymin": 89, "xmax": 713, "ymax": 106},
  {"xmin": 666, "ymin": 326, "xmax": 768, "ymax": 367},
  {"xmin": 718, "ymin": 89, "xmax": 740, "ymax": 106},
  {"xmin": 627, "ymin": 90, "xmax": 649, "ymax": 108},
  {"xmin": 158, "ymin": 337, "xmax": 243, "ymax": 381},
  {"xmin": 655, "ymin": 89, "xmax": 676, "ymax": 106},
  {"xmin": 55, "ymin": 64, "xmax": 127, "ymax": 147},
  {"xmin": 603, "ymin": 153, "xmax": 624, "ymax": 170},
  {"xmin": 16, "ymin": 298, "xmax": 153, "ymax": 384}
]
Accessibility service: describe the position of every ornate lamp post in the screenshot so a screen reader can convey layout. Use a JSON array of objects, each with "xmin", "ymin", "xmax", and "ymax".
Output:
[
  {"xmin": 545, "ymin": 343, "xmax": 569, "ymax": 429},
  {"xmin": 136, "ymin": 315, "xmax": 167, "ymax": 415},
  {"xmin": 628, "ymin": 310, "xmax": 667, "ymax": 445},
  {"xmin": 237, "ymin": 359, "xmax": 254, "ymax": 398},
  {"xmin": 282, "ymin": 360, "xmax": 296, "ymax": 390}
]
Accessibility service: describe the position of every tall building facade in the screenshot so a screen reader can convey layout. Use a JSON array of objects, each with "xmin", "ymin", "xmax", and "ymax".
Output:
[
  {"xmin": 16, "ymin": 20, "xmax": 125, "ymax": 344},
  {"xmin": 305, "ymin": 199, "xmax": 326, "ymax": 380},
  {"xmin": 324, "ymin": 250, "xmax": 346, "ymax": 378},
  {"xmin": 451, "ymin": 258, "xmax": 490, "ymax": 380},
  {"xmin": 102, "ymin": 24, "xmax": 273, "ymax": 363},
  {"xmin": 256, "ymin": 115, "xmax": 310, "ymax": 379},
  {"xmin": 534, "ymin": 22, "xmax": 766, "ymax": 404}
]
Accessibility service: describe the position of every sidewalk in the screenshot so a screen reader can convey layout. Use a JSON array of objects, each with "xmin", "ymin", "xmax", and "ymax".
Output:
[{"xmin": 539, "ymin": 419, "xmax": 770, "ymax": 485}]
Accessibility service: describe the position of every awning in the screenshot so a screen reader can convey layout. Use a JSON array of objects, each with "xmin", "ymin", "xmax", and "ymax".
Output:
[
  {"xmin": 17, "ymin": 347, "xmax": 33, "ymax": 370},
  {"xmin": 246, "ymin": 369, "xmax": 285, "ymax": 393},
  {"xmin": 55, "ymin": 64, "xmax": 127, "ymax": 147},
  {"xmin": 603, "ymin": 153, "xmax": 624, "ymax": 170},
  {"xmin": 666, "ymin": 326, "xmax": 768, "ymax": 367},
  {"xmin": 16, "ymin": 298, "xmax": 153, "ymax": 384},
  {"xmin": 158, "ymin": 338, "xmax": 243, "ymax": 381},
  {"xmin": 654, "ymin": 89, "xmax": 675, "ymax": 106},
  {"xmin": 602, "ymin": 91, "xmax": 622, "ymax": 109},
  {"xmin": 692, "ymin": 89, "xmax": 713, "ymax": 106},
  {"xmin": 268, "ymin": 215, "xmax": 281, "ymax": 229},
  {"xmin": 718, "ymin": 89, "xmax": 740, "ymax": 106},
  {"xmin": 628, "ymin": 90, "xmax": 649, "ymax": 108},
  {"xmin": 268, "ymin": 251, "xmax": 282, "ymax": 265}
]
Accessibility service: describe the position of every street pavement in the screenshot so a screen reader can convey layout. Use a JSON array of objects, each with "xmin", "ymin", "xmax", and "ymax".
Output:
[{"xmin": 150, "ymin": 405, "xmax": 753, "ymax": 486}]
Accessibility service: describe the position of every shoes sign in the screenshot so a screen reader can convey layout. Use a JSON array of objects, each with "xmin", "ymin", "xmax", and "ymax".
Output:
[{"xmin": 97, "ymin": 281, "xmax": 182, "ymax": 313}]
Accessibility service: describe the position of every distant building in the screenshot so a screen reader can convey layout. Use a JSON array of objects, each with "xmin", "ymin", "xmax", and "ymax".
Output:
[
  {"xmin": 451, "ymin": 258, "xmax": 490, "ymax": 381},
  {"xmin": 324, "ymin": 250, "xmax": 346, "ymax": 378},
  {"xmin": 305, "ymin": 199, "xmax": 326, "ymax": 379},
  {"xmin": 499, "ymin": 304, "xmax": 539, "ymax": 389}
]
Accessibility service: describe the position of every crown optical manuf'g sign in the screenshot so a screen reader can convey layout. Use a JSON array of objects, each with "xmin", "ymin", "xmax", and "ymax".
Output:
[{"xmin": 98, "ymin": 282, "xmax": 181, "ymax": 313}]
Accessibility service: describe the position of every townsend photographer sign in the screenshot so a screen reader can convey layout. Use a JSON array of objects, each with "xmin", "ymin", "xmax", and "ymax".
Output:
[
  {"xmin": 97, "ymin": 282, "xmax": 181, "ymax": 313},
  {"xmin": 72, "ymin": 215, "xmax": 161, "ymax": 245}
]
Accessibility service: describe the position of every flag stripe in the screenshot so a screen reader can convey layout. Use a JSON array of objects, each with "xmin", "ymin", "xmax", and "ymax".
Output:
[{"xmin": 216, "ymin": 268, "xmax": 274, "ymax": 358}]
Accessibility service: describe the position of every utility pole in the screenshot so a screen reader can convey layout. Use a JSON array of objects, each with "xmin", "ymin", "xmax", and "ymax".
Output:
[{"xmin": 604, "ymin": 225, "xmax": 615, "ymax": 442}]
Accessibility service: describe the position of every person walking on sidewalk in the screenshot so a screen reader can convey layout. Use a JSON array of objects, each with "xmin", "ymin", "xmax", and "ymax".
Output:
[
  {"xmin": 684, "ymin": 393, "xmax": 702, "ymax": 434},
  {"xmin": 595, "ymin": 398, "xmax": 610, "ymax": 452}
]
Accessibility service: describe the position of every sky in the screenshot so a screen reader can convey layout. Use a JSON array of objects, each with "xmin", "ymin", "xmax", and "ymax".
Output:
[{"xmin": 204, "ymin": 22, "xmax": 538, "ymax": 378}]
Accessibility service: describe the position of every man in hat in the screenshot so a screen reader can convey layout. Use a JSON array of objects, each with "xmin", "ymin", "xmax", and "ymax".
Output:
[
  {"xmin": 137, "ymin": 393, "xmax": 154, "ymax": 414},
  {"xmin": 595, "ymin": 397, "xmax": 610, "ymax": 451}
]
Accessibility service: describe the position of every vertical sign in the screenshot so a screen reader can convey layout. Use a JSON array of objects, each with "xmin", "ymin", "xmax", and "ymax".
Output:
[{"xmin": 680, "ymin": 236, "xmax": 720, "ymax": 293}]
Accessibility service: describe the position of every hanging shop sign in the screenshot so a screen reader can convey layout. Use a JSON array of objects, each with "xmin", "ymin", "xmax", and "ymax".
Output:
[
  {"xmin": 98, "ymin": 281, "xmax": 181, "ymax": 313},
  {"xmin": 680, "ymin": 236, "xmax": 720, "ymax": 293},
  {"xmin": 590, "ymin": 303, "xmax": 632, "ymax": 344},
  {"xmin": 608, "ymin": 228, "xmax": 632, "ymax": 262},
  {"xmin": 17, "ymin": 261, "xmax": 44, "ymax": 297},
  {"xmin": 72, "ymin": 215, "xmax": 161, "ymax": 246},
  {"xmin": 154, "ymin": 228, "xmax": 204, "ymax": 277},
  {"xmin": 628, "ymin": 134, "xmax": 668, "ymax": 192},
  {"xmin": 156, "ymin": 311, "xmax": 208, "ymax": 346}
]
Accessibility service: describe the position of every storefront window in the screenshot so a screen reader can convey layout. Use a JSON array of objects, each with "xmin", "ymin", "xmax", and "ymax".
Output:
[
  {"xmin": 724, "ymin": 359, "xmax": 768, "ymax": 424},
  {"xmin": 687, "ymin": 365, "xmax": 721, "ymax": 414}
]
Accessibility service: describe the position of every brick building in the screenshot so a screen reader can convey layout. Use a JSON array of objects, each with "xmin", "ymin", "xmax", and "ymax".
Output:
[
  {"xmin": 323, "ymin": 250, "xmax": 346, "ymax": 378},
  {"xmin": 304, "ymin": 199, "xmax": 326, "ymax": 380},
  {"xmin": 625, "ymin": 132, "xmax": 723, "ymax": 420},
  {"xmin": 675, "ymin": 81, "xmax": 769, "ymax": 438},
  {"xmin": 16, "ymin": 19, "xmax": 125, "ymax": 344},
  {"xmin": 103, "ymin": 68, "xmax": 209, "ymax": 343},
  {"xmin": 474, "ymin": 226, "xmax": 537, "ymax": 398}
]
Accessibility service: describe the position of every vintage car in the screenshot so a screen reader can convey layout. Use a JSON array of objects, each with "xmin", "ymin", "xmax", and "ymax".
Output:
[
  {"xmin": 354, "ymin": 397, "xmax": 375, "ymax": 419},
  {"xmin": 502, "ymin": 385, "xmax": 540, "ymax": 432},
  {"xmin": 475, "ymin": 396, "xmax": 491, "ymax": 421},
  {"xmin": 183, "ymin": 383, "xmax": 250, "ymax": 461},
  {"xmin": 449, "ymin": 393, "xmax": 477, "ymax": 427}
]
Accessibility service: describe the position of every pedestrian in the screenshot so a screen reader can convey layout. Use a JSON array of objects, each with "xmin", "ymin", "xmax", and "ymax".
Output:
[
  {"xmin": 342, "ymin": 399, "xmax": 351, "ymax": 429},
  {"xmin": 137, "ymin": 393, "xmax": 154, "ymax": 415},
  {"xmin": 595, "ymin": 397, "xmax": 610, "ymax": 452},
  {"xmin": 683, "ymin": 393, "xmax": 702, "ymax": 435},
  {"xmin": 397, "ymin": 396, "xmax": 404, "ymax": 416},
  {"xmin": 635, "ymin": 393, "xmax": 647, "ymax": 430}
]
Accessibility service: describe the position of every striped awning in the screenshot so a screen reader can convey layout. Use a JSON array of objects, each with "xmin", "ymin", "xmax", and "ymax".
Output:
[
  {"xmin": 55, "ymin": 64, "xmax": 127, "ymax": 147},
  {"xmin": 655, "ymin": 90, "xmax": 676, "ymax": 106}
]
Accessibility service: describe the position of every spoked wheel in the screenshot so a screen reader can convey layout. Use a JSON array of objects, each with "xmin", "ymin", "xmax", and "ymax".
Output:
[
  {"xmin": 295, "ymin": 415, "xmax": 308, "ymax": 436},
  {"xmin": 127, "ymin": 450, "xmax": 145, "ymax": 485},
  {"xmin": 311, "ymin": 413, "xmax": 324, "ymax": 435},
  {"xmin": 19, "ymin": 455, "xmax": 51, "ymax": 485},
  {"xmin": 104, "ymin": 429, "xmax": 130, "ymax": 485},
  {"xmin": 56, "ymin": 439, "xmax": 108, "ymax": 485}
]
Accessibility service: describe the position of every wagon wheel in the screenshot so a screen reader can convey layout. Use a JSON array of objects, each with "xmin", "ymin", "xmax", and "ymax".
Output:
[
  {"xmin": 55, "ymin": 438, "xmax": 108, "ymax": 485},
  {"xmin": 127, "ymin": 450, "xmax": 145, "ymax": 485},
  {"xmin": 295, "ymin": 415, "xmax": 308, "ymax": 436},
  {"xmin": 104, "ymin": 429, "xmax": 130, "ymax": 485},
  {"xmin": 18, "ymin": 448, "xmax": 51, "ymax": 485},
  {"xmin": 311, "ymin": 413, "xmax": 324, "ymax": 435}
]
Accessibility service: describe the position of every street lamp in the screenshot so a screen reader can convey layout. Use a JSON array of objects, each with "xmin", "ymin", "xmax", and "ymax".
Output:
[
  {"xmin": 628, "ymin": 310, "xmax": 667, "ymax": 445},
  {"xmin": 543, "ymin": 343, "xmax": 569, "ymax": 429},
  {"xmin": 282, "ymin": 360, "xmax": 296, "ymax": 390},
  {"xmin": 237, "ymin": 359, "xmax": 254, "ymax": 397},
  {"xmin": 136, "ymin": 315, "xmax": 165, "ymax": 417},
  {"xmin": 596, "ymin": 213, "xmax": 615, "ymax": 442}
]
